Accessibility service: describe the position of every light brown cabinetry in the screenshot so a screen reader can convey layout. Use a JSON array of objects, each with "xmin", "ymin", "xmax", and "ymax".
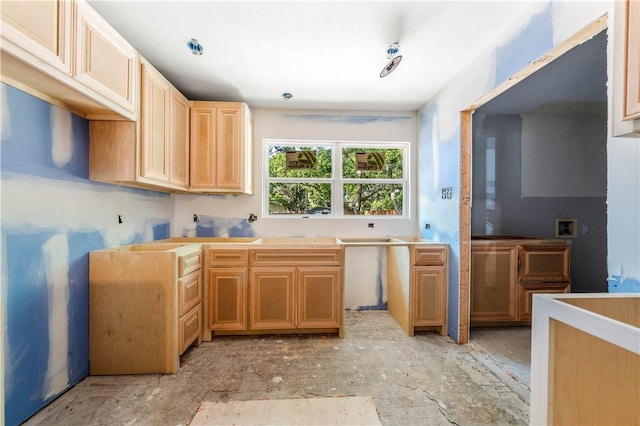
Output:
[
  {"xmin": 470, "ymin": 245, "xmax": 518, "ymax": 322},
  {"xmin": 203, "ymin": 244, "xmax": 344, "ymax": 339},
  {"xmin": 190, "ymin": 101, "xmax": 253, "ymax": 194},
  {"xmin": 470, "ymin": 238, "xmax": 570, "ymax": 326},
  {"xmin": 388, "ymin": 243, "xmax": 449, "ymax": 336},
  {"xmin": 250, "ymin": 267, "xmax": 297, "ymax": 330},
  {"xmin": 411, "ymin": 246, "xmax": 448, "ymax": 334},
  {"xmin": 1, "ymin": 0, "xmax": 138, "ymax": 120},
  {"xmin": 89, "ymin": 59, "xmax": 190, "ymax": 191},
  {"xmin": 613, "ymin": 0, "xmax": 640, "ymax": 136},
  {"xmin": 73, "ymin": 0, "xmax": 137, "ymax": 116},
  {"xmin": 204, "ymin": 248, "xmax": 249, "ymax": 339},
  {"xmin": 89, "ymin": 243, "xmax": 203, "ymax": 375}
]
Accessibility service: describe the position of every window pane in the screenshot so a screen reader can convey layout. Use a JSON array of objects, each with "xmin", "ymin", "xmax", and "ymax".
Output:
[
  {"xmin": 269, "ymin": 183, "xmax": 332, "ymax": 215},
  {"xmin": 342, "ymin": 148, "xmax": 403, "ymax": 179},
  {"xmin": 343, "ymin": 183, "xmax": 403, "ymax": 215},
  {"xmin": 269, "ymin": 146, "xmax": 332, "ymax": 178}
]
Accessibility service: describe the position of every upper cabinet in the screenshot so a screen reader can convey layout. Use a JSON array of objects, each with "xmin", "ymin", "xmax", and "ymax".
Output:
[
  {"xmin": 1, "ymin": 0, "xmax": 138, "ymax": 120},
  {"xmin": 613, "ymin": 0, "xmax": 640, "ymax": 137},
  {"xmin": 190, "ymin": 101, "xmax": 254, "ymax": 194},
  {"xmin": 89, "ymin": 59, "xmax": 190, "ymax": 191},
  {"xmin": 0, "ymin": 0, "xmax": 73, "ymax": 75},
  {"xmin": 139, "ymin": 61, "xmax": 189, "ymax": 188},
  {"xmin": 74, "ymin": 0, "xmax": 138, "ymax": 117}
]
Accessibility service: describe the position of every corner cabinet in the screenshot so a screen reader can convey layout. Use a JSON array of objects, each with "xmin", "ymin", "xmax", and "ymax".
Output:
[
  {"xmin": 190, "ymin": 101, "xmax": 254, "ymax": 194},
  {"xmin": 470, "ymin": 238, "xmax": 571, "ymax": 326},
  {"xmin": 89, "ymin": 243, "xmax": 203, "ymax": 375},
  {"xmin": 1, "ymin": 0, "xmax": 138, "ymax": 120},
  {"xmin": 613, "ymin": 0, "xmax": 640, "ymax": 136},
  {"xmin": 89, "ymin": 59, "xmax": 190, "ymax": 191}
]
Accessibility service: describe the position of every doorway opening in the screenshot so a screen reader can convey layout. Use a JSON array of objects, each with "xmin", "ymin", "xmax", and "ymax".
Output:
[{"xmin": 457, "ymin": 16, "xmax": 609, "ymax": 390}]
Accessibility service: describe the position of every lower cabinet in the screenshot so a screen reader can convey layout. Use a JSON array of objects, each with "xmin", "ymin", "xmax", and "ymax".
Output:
[
  {"xmin": 470, "ymin": 238, "xmax": 571, "ymax": 326},
  {"xmin": 208, "ymin": 267, "xmax": 248, "ymax": 331},
  {"xmin": 204, "ymin": 245, "xmax": 344, "ymax": 339},
  {"xmin": 89, "ymin": 243, "xmax": 203, "ymax": 375},
  {"xmin": 388, "ymin": 243, "xmax": 449, "ymax": 336},
  {"xmin": 249, "ymin": 266, "xmax": 342, "ymax": 330},
  {"xmin": 250, "ymin": 267, "xmax": 296, "ymax": 330},
  {"xmin": 413, "ymin": 265, "xmax": 447, "ymax": 327},
  {"xmin": 470, "ymin": 245, "xmax": 518, "ymax": 323}
]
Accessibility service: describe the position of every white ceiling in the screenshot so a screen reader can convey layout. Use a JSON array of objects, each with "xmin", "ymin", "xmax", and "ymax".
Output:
[{"xmin": 88, "ymin": 0, "xmax": 539, "ymax": 112}]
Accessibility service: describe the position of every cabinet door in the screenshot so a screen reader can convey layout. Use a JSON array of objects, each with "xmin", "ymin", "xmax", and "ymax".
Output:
[
  {"xmin": 1, "ymin": 0, "xmax": 72, "ymax": 75},
  {"xmin": 249, "ymin": 268, "xmax": 296, "ymax": 330},
  {"xmin": 518, "ymin": 244, "xmax": 570, "ymax": 283},
  {"xmin": 178, "ymin": 269, "xmax": 202, "ymax": 317},
  {"xmin": 178, "ymin": 303, "xmax": 201, "ymax": 355},
  {"xmin": 74, "ymin": 0, "xmax": 137, "ymax": 114},
  {"xmin": 413, "ymin": 265, "xmax": 446, "ymax": 327},
  {"xmin": 209, "ymin": 268, "xmax": 247, "ymax": 331},
  {"xmin": 170, "ymin": 88, "xmax": 190, "ymax": 187},
  {"xmin": 517, "ymin": 283, "xmax": 570, "ymax": 321},
  {"xmin": 140, "ymin": 63, "xmax": 170, "ymax": 182},
  {"xmin": 470, "ymin": 246, "xmax": 517, "ymax": 322},
  {"xmin": 190, "ymin": 106, "xmax": 216, "ymax": 189},
  {"xmin": 297, "ymin": 267, "xmax": 342, "ymax": 329},
  {"xmin": 625, "ymin": 0, "xmax": 640, "ymax": 119},
  {"xmin": 216, "ymin": 106, "xmax": 243, "ymax": 190}
]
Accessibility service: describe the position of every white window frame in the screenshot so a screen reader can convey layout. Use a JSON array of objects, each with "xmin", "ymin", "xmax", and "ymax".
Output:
[{"xmin": 262, "ymin": 139, "xmax": 410, "ymax": 219}]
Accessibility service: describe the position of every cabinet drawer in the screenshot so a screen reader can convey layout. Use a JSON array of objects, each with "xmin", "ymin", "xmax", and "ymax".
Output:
[
  {"xmin": 178, "ymin": 303, "xmax": 201, "ymax": 355},
  {"xmin": 518, "ymin": 283, "xmax": 570, "ymax": 321},
  {"xmin": 178, "ymin": 270, "xmax": 201, "ymax": 317},
  {"xmin": 179, "ymin": 251, "xmax": 202, "ymax": 276},
  {"xmin": 206, "ymin": 249, "xmax": 248, "ymax": 267},
  {"xmin": 518, "ymin": 245, "xmax": 570, "ymax": 282},
  {"xmin": 250, "ymin": 248, "xmax": 342, "ymax": 266},
  {"xmin": 414, "ymin": 246, "xmax": 447, "ymax": 265}
]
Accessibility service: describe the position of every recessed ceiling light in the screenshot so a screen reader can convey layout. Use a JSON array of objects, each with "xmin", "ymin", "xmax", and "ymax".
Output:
[
  {"xmin": 282, "ymin": 92, "xmax": 293, "ymax": 100},
  {"xmin": 187, "ymin": 38, "xmax": 203, "ymax": 56}
]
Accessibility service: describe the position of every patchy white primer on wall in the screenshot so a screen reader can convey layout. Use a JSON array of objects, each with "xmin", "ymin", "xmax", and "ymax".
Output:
[
  {"xmin": 41, "ymin": 234, "xmax": 70, "ymax": 399},
  {"xmin": 50, "ymin": 108, "xmax": 73, "ymax": 168}
]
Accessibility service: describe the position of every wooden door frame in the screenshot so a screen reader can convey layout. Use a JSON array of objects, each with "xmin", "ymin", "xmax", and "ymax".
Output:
[{"xmin": 457, "ymin": 15, "xmax": 608, "ymax": 344}]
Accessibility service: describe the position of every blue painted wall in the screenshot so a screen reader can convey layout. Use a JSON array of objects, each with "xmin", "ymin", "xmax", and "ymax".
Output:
[{"xmin": 1, "ymin": 84, "xmax": 173, "ymax": 425}]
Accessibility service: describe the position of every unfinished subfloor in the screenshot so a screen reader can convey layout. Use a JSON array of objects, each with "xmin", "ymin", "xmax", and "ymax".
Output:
[{"xmin": 24, "ymin": 311, "xmax": 530, "ymax": 425}]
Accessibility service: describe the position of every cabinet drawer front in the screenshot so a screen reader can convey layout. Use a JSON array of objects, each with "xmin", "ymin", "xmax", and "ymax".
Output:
[
  {"xmin": 414, "ymin": 246, "xmax": 447, "ymax": 265},
  {"xmin": 207, "ymin": 249, "xmax": 248, "ymax": 267},
  {"xmin": 178, "ymin": 303, "xmax": 201, "ymax": 355},
  {"xmin": 250, "ymin": 249, "xmax": 342, "ymax": 266},
  {"xmin": 179, "ymin": 251, "xmax": 202, "ymax": 276},
  {"xmin": 178, "ymin": 270, "xmax": 202, "ymax": 316},
  {"xmin": 518, "ymin": 283, "xmax": 570, "ymax": 321},
  {"xmin": 518, "ymin": 245, "xmax": 571, "ymax": 282}
]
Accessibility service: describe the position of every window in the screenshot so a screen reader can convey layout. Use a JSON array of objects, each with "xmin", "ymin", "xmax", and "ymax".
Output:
[{"xmin": 263, "ymin": 140, "xmax": 409, "ymax": 218}]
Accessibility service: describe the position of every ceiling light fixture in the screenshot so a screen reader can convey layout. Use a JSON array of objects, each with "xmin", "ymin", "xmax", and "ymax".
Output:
[
  {"xmin": 187, "ymin": 38, "xmax": 203, "ymax": 56},
  {"xmin": 380, "ymin": 42, "xmax": 402, "ymax": 78}
]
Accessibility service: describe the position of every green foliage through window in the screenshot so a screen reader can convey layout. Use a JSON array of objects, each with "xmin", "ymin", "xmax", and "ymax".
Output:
[{"xmin": 265, "ymin": 141, "xmax": 407, "ymax": 217}]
